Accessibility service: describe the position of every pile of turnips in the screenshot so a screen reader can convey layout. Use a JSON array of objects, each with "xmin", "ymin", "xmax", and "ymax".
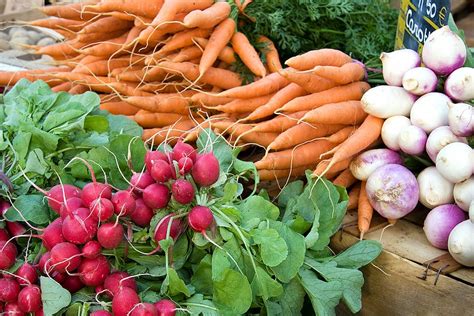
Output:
[
  {"xmin": 354, "ymin": 26, "xmax": 474, "ymax": 266},
  {"xmin": 0, "ymin": 140, "xmax": 221, "ymax": 315}
]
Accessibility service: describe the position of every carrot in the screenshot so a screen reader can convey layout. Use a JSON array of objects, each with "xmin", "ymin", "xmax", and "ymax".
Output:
[
  {"xmin": 313, "ymin": 157, "xmax": 353, "ymax": 177},
  {"xmin": 134, "ymin": 110, "xmax": 187, "ymax": 128},
  {"xmin": 0, "ymin": 67, "xmax": 69, "ymax": 86},
  {"xmin": 142, "ymin": 119, "xmax": 198, "ymax": 145},
  {"xmin": 285, "ymin": 49, "xmax": 353, "ymax": 70},
  {"xmin": 125, "ymin": 94, "xmax": 192, "ymax": 114},
  {"xmin": 300, "ymin": 101, "xmax": 367, "ymax": 125},
  {"xmin": 68, "ymin": 84, "xmax": 90, "ymax": 94},
  {"xmin": 157, "ymin": 28, "xmax": 212, "ymax": 56},
  {"xmin": 332, "ymin": 168, "xmax": 357, "ymax": 188},
  {"xmin": 192, "ymin": 37, "xmax": 235, "ymax": 65},
  {"xmin": 80, "ymin": 34, "xmax": 128, "ymax": 57},
  {"xmin": 212, "ymin": 121, "xmax": 277, "ymax": 148},
  {"xmin": 190, "ymin": 93, "xmax": 234, "ymax": 107},
  {"xmin": 88, "ymin": 0, "xmax": 163, "ymax": 19},
  {"xmin": 268, "ymin": 124, "xmax": 346, "ymax": 151},
  {"xmin": 51, "ymin": 82, "xmax": 73, "ymax": 92},
  {"xmin": 36, "ymin": 40, "xmax": 82, "ymax": 59},
  {"xmin": 279, "ymin": 68, "xmax": 337, "ymax": 93},
  {"xmin": 257, "ymin": 35, "xmax": 282, "ymax": 73},
  {"xmin": 183, "ymin": 2, "xmax": 231, "ymax": 29},
  {"xmin": 100, "ymin": 101, "xmax": 140, "ymax": 115},
  {"xmin": 258, "ymin": 164, "xmax": 316, "ymax": 181},
  {"xmin": 143, "ymin": 66, "xmax": 168, "ymax": 81},
  {"xmin": 119, "ymin": 26, "xmax": 143, "ymax": 51},
  {"xmin": 244, "ymin": 83, "xmax": 306, "ymax": 121},
  {"xmin": 311, "ymin": 62, "xmax": 366, "ymax": 85},
  {"xmin": 358, "ymin": 181, "xmax": 373, "ymax": 239},
  {"xmin": 74, "ymin": 57, "xmax": 143, "ymax": 76},
  {"xmin": 255, "ymin": 140, "xmax": 337, "ymax": 170},
  {"xmin": 79, "ymin": 16, "xmax": 133, "ymax": 34},
  {"xmin": 111, "ymin": 65, "xmax": 144, "ymax": 78},
  {"xmin": 279, "ymin": 81, "xmax": 371, "ymax": 112},
  {"xmin": 199, "ymin": 18, "xmax": 236, "ymax": 76},
  {"xmin": 107, "ymin": 11, "xmax": 136, "ymax": 21},
  {"xmin": 30, "ymin": 18, "xmax": 86, "ymax": 32},
  {"xmin": 231, "ymin": 32, "xmax": 266, "ymax": 77},
  {"xmin": 218, "ymin": 72, "xmax": 289, "ymax": 99},
  {"xmin": 252, "ymin": 111, "xmax": 307, "ymax": 133},
  {"xmin": 211, "ymin": 94, "xmax": 275, "ymax": 113},
  {"xmin": 325, "ymin": 126, "xmax": 358, "ymax": 143},
  {"xmin": 149, "ymin": 0, "xmax": 213, "ymax": 28},
  {"xmin": 173, "ymin": 46, "xmax": 203, "ymax": 63},
  {"xmin": 347, "ymin": 183, "xmax": 361, "ymax": 210},
  {"xmin": 139, "ymin": 83, "xmax": 189, "ymax": 94},
  {"xmin": 77, "ymin": 30, "xmax": 127, "ymax": 43},
  {"xmin": 40, "ymin": 1, "xmax": 98, "ymax": 20},
  {"xmin": 137, "ymin": 14, "xmax": 187, "ymax": 46}
]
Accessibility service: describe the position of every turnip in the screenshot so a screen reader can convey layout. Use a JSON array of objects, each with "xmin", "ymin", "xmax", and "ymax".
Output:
[
  {"xmin": 145, "ymin": 150, "xmax": 168, "ymax": 172},
  {"xmin": 103, "ymin": 271, "xmax": 137, "ymax": 298},
  {"xmin": 0, "ymin": 279, "xmax": 20, "ymax": 302},
  {"xmin": 82, "ymin": 240, "xmax": 102, "ymax": 259},
  {"xmin": 398, "ymin": 125, "xmax": 427, "ymax": 155},
  {"xmin": 448, "ymin": 202, "xmax": 474, "ymax": 266},
  {"xmin": 454, "ymin": 176, "xmax": 474, "ymax": 211},
  {"xmin": 97, "ymin": 223, "xmax": 124, "ymax": 249},
  {"xmin": 409, "ymin": 92, "xmax": 450, "ymax": 133},
  {"xmin": 425, "ymin": 126, "xmax": 467, "ymax": 162},
  {"xmin": 50, "ymin": 242, "xmax": 82, "ymax": 273},
  {"xmin": 18, "ymin": 285, "xmax": 41, "ymax": 313},
  {"xmin": 15, "ymin": 263, "xmax": 38, "ymax": 286},
  {"xmin": 59, "ymin": 197, "xmax": 83, "ymax": 219},
  {"xmin": 178, "ymin": 157, "xmax": 193, "ymax": 175},
  {"xmin": 130, "ymin": 303, "xmax": 158, "ymax": 316},
  {"xmin": 423, "ymin": 204, "xmax": 466, "ymax": 249},
  {"xmin": 82, "ymin": 182, "xmax": 112, "ymax": 207},
  {"xmin": 154, "ymin": 299, "xmax": 176, "ymax": 316},
  {"xmin": 445, "ymin": 67, "xmax": 474, "ymax": 101},
  {"xmin": 0, "ymin": 241, "xmax": 17, "ymax": 270},
  {"xmin": 130, "ymin": 172, "xmax": 155, "ymax": 191},
  {"xmin": 62, "ymin": 207, "xmax": 98, "ymax": 244},
  {"xmin": 417, "ymin": 167, "xmax": 454, "ymax": 209},
  {"xmin": 366, "ymin": 164, "xmax": 419, "ymax": 220},
  {"xmin": 151, "ymin": 160, "xmax": 173, "ymax": 183},
  {"xmin": 90, "ymin": 198, "xmax": 114, "ymax": 222},
  {"xmin": 361, "ymin": 85, "xmax": 417, "ymax": 119},
  {"xmin": 111, "ymin": 191, "xmax": 136, "ymax": 216},
  {"xmin": 350, "ymin": 149, "xmax": 402, "ymax": 181},
  {"xmin": 4, "ymin": 302, "xmax": 25, "ymax": 316},
  {"xmin": 112, "ymin": 287, "xmax": 140, "ymax": 316},
  {"xmin": 448, "ymin": 102, "xmax": 474, "ymax": 137},
  {"xmin": 380, "ymin": 49, "xmax": 421, "ymax": 86},
  {"xmin": 192, "ymin": 153, "xmax": 220, "ymax": 187},
  {"xmin": 402, "ymin": 67, "xmax": 438, "ymax": 95},
  {"xmin": 61, "ymin": 276, "xmax": 84, "ymax": 293},
  {"xmin": 77, "ymin": 254, "xmax": 110, "ymax": 287},
  {"xmin": 143, "ymin": 184, "xmax": 170, "ymax": 209},
  {"xmin": 154, "ymin": 214, "xmax": 183, "ymax": 250},
  {"xmin": 171, "ymin": 179, "xmax": 195, "ymax": 204},
  {"xmin": 422, "ymin": 26, "xmax": 467, "ymax": 75},
  {"xmin": 91, "ymin": 311, "xmax": 112, "ymax": 316},
  {"xmin": 436, "ymin": 142, "xmax": 473, "ymax": 183},
  {"xmin": 172, "ymin": 141, "xmax": 197, "ymax": 162},
  {"xmin": 130, "ymin": 198, "xmax": 154, "ymax": 227}
]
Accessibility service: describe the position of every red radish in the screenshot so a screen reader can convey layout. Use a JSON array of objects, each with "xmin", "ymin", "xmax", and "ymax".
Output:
[
  {"xmin": 0, "ymin": 228, "xmax": 9, "ymax": 242},
  {"xmin": 130, "ymin": 199, "xmax": 154, "ymax": 227},
  {"xmin": 50, "ymin": 242, "xmax": 82, "ymax": 273},
  {"xmin": 95, "ymin": 285, "xmax": 104, "ymax": 294},
  {"xmin": 41, "ymin": 218, "xmax": 64, "ymax": 250},
  {"xmin": 38, "ymin": 252, "xmax": 52, "ymax": 274},
  {"xmin": 154, "ymin": 299, "xmax": 176, "ymax": 316},
  {"xmin": 192, "ymin": 153, "xmax": 220, "ymax": 187},
  {"xmin": 46, "ymin": 184, "xmax": 82, "ymax": 214},
  {"xmin": 4, "ymin": 302, "xmax": 25, "ymax": 316},
  {"xmin": 151, "ymin": 160, "xmax": 173, "ymax": 183},
  {"xmin": 145, "ymin": 150, "xmax": 168, "ymax": 172},
  {"xmin": 97, "ymin": 223, "xmax": 124, "ymax": 249},
  {"xmin": 104, "ymin": 271, "xmax": 137, "ymax": 298},
  {"xmin": 17, "ymin": 285, "xmax": 41, "ymax": 313},
  {"xmin": 15, "ymin": 263, "xmax": 38, "ymax": 285},
  {"xmin": 60, "ymin": 197, "xmax": 84, "ymax": 219},
  {"xmin": 130, "ymin": 172, "xmax": 155, "ymax": 191},
  {"xmin": 91, "ymin": 311, "xmax": 112, "ymax": 316},
  {"xmin": 172, "ymin": 141, "xmax": 197, "ymax": 162},
  {"xmin": 111, "ymin": 191, "xmax": 136, "ymax": 216},
  {"xmin": 154, "ymin": 214, "xmax": 183, "ymax": 249},
  {"xmin": 112, "ymin": 287, "xmax": 140, "ymax": 316},
  {"xmin": 77, "ymin": 255, "xmax": 110, "ymax": 286},
  {"xmin": 62, "ymin": 208, "xmax": 98, "ymax": 244},
  {"xmin": 131, "ymin": 303, "xmax": 157, "ymax": 316},
  {"xmin": 61, "ymin": 276, "xmax": 85, "ymax": 293},
  {"xmin": 0, "ymin": 278, "xmax": 20, "ymax": 302},
  {"xmin": 82, "ymin": 240, "xmax": 102, "ymax": 259},
  {"xmin": 0, "ymin": 241, "xmax": 17, "ymax": 270},
  {"xmin": 82, "ymin": 182, "xmax": 112, "ymax": 207},
  {"xmin": 178, "ymin": 157, "xmax": 193, "ymax": 175},
  {"xmin": 188, "ymin": 206, "xmax": 214, "ymax": 233},
  {"xmin": 143, "ymin": 184, "xmax": 170, "ymax": 209},
  {"xmin": 90, "ymin": 198, "xmax": 115, "ymax": 222},
  {"xmin": 6, "ymin": 222, "xmax": 26, "ymax": 237},
  {"xmin": 171, "ymin": 179, "xmax": 195, "ymax": 204},
  {"xmin": 36, "ymin": 309, "xmax": 44, "ymax": 316}
]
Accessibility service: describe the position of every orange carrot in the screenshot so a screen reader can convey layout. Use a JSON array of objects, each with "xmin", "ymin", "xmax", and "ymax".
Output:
[
  {"xmin": 88, "ymin": 0, "xmax": 163, "ymax": 19},
  {"xmin": 40, "ymin": 1, "xmax": 98, "ymax": 20},
  {"xmin": 80, "ymin": 34, "xmax": 128, "ymax": 57},
  {"xmin": 279, "ymin": 81, "xmax": 371, "ymax": 112},
  {"xmin": 36, "ymin": 40, "xmax": 82, "ymax": 59},
  {"xmin": 68, "ymin": 84, "xmax": 89, "ymax": 94},
  {"xmin": 285, "ymin": 49, "xmax": 353, "ymax": 70},
  {"xmin": 183, "ymin": 2, "xmax": 231, "ymax": 29},
  {"xmin": 0, "ymin": 67, "xmax": 69, "ymax": 86},
  {"xmin": 332, "ymin": 168, "xmax": 357, "ymax": 188},
  {"xmin": 142, "ymin": 119, "xmax": 198, "ymax": 145},
  {"xmin": 347, "ymin": 183, "xmax": 361, "ymax": 210},
  {"xmin": 190, "ymin": 93, "xmax": 234, "ymax": 107},
  {"xmin": 231, "ymin": 32, "xmax": 266, "ymax": 77},
  {"xmin": 52, "ymin": 82, "xmax": 73, "ymax": 92},
  {"xmin": 125, "ymin": 94, "xmax": 192, "ymax": 114},
  {"xmin": 193, "ymin": 37, "xmax": 236, "ymax": 64},
  {"xmin": 300, "ymin": 101, "xmax": 367, "ymax": 125},
  {"xmin": 137, "ymin": 13, "xmax": 187, "ymax": 46},
  {"xmin": 358, "ymin": 181, "xmax": 373, "ymax": 239},
  {"xmin": 74, "ymin": 57, "xmax": 143, "ymax": 76},
  {"xmin": 134, "ymin": 110, "xmax": 187, "ymax": 128},
  {"xmin": 211, "ymin": 94, "xmax": 275, "ymax": 113},
  {"xmin": 313, "ymin": 157, "xmax": 353, "ymax": 177},
  {"xmin": 157, "ymin": 28, "xmax": 212, "ymax": 56},
  {"xmin": 173, "ymin": 46, "xmax": 203, "ymax": 63},
  {"xmin": 149, "ymin": 0, "xmax": 213, "ymax": 28},
  {"xmin": 312, "ymin": 62, "xmax": 366, "ymax": 85},
  {"xmin": 79, "ymin": 16, "xmax": 132, "ymax": 34},
  {"xmin": 325, "ymin": 126, "xmax": 358, "ymax": 143},
  {"xmin": 30, "ymin": 18, "xmax": 86, "ymax": 32},
  {"xmin": 218, "ymin": 72, "xmax": 289, "ymax": 99},
  {"xmin": 251, "ymin": 111, "xmax": 306, "ymax": 133},
  {"xmin": 279, "ymin": 68, "xmax": 337, "ymax": 93},
  {"xmin": 258, "ymin": 164, "xmax": 316, "ymax": 181},
  {"xmin": 211, "ymin": 121, "xmax": 277, "ymax": 148},
  {"xmin": 100, "ymin": 101, "xmax": 140, "ymax": 115},
  {"xmin": 76, "ymin": 30, "xmax": 127, "ymax": 43},
  {"xmin": 257, "ymin": 35, "xmax": 282, "ymax": 73}
]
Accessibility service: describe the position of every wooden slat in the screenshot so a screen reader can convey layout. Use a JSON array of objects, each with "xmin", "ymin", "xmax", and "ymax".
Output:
[{"xmin": 457, "ymin": 12, "xmax": 474, "ymax": 46}]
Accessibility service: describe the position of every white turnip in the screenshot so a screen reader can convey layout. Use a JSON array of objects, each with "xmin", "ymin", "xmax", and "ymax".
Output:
[
  {"xmin": 361, "ymin": 86, "xmax": 417, "ymax": 119},
  {"xmin": 425, "ymin": 126, "xmax": 467, "ymax": 162},
  {"xmin": 423, "ymin": 204, "xmax": 466, "ymax": 249},
  {"xmin": 448, "ymin": 102, "xmax": 474, "ymax": 137},
  {"xmin": 448, "ymin": 202, "xmax": 474, "ymax": 266},
  {"xmin": 380, "ymin": 49, "xmax": 421, "ymax": 86},
  {"xmin": 398, "ymin": 125, "xmax": 427, "ymax": 155},
  {"xmin": 417, "ymin": 167, "xmax": 454, "ymax": 209},
  {"xmin": 409, "ymin": 92, "xmax": 450, "ymax": 133},
  {"xmin": 436, "ymin": 142, "xmax": 473, "ymax": 183},
  {"xmin": 402, "ymin": 67, "xmax": 438, "ymax": 95},
  {"xmin": 445, "ymin": 67, "xmax": 474, "ymax": 101},
  {"xmin": 381, "ymin": 116, "xmax": 412, "ymax": 151},
  {"xmin": 350, "ymin": 149, "xmax": 402, "ymax": 181},
  {"xmin": 454, "ymin": 176, "xmax": 474, "ymax": 211}
]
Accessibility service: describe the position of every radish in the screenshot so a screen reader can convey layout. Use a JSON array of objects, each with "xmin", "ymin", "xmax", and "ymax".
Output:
[
  {"xmin": 350, "ymin": 149, "xmax": 402, "ymax": 181},
  {"xmin": 448, "ymin": 202, "xmax": 474, "ymax": 266},
  {"xmin": 417, "ymin": 167, "xmax": 454, "ymax": 209},
  {"xmin": 171, "ymin": 179, "xmax": 195, "ymax": 204},
  {"xmin": 41, "ymin": 218, "xmax": 64, "ymax": 250},
  {"xmin": 172, "ymin": 141, "xmax": 197, "ymax": 162},
  {"xmin": 177, "ymin": 157, "xmax": 193, "ymax": 175},
  {"xmin": 91, "ymin": 311, "xmax": 112, "ymax": 316},
  {"xmin": 0, "ymin": 228, "xmax": 9, "ymax": 242},
  {"xmin": 361, "ymin": 86, "xmax": 416, "ymax": 119},
  {"xmin": 77, "ymin": 254, "xmax": 110, "ymax": 286},
  {"xmin": 112, "ymin": 287, "xmax": 140, "ymax": 316},
  {"xmin": 60, "ymin": 197, "xmax": 83, "ymax": 219},
  {"xmin": 0, "ymin": 241, "xmax": 17, "ymax": 270},
  {"xmin": 381, "ymin": 116, "xmax": 412, "ymax": 150},
  {"xmin": 82, "ymin": 182, "xmax": 112, "ymax": 207},
  {"xmin": 131, "ymin": 303, "xmax": 158, "ymax": 316},
  {"xmin": 409, "ymin": 92, "xmax": 450, "ymax": 133},
  {"xmin": 188, "ymin": 206, "xmax": 214, "ymax": 234},
  {"xmin": 15, "ymin": 263, "xmax": 38, "ymax": 285},
  {"xmin": 4, "ymin": 302, "xmax": 25, "ymax": 316},
  {"xmin": 62, "ymin": 207, "xmax": 98, "ymax": 244},
  {"xmin": 425, "ymin": 126, "xmax": 467, "ymax": 162},
  {"xmin": 154, "ymin": 299, "xmax": 176, "ymax": 316},
  {"xmin": 154, "ymin": 214, "xmax": 183, "ymax": 250},
  {"xmin": 151, "ymin": 160, "xmax": 174, "ymax": 183},
  {"xmin": 380, "ymin": 49, "xmax": 421, "ymax": 86},
  {"xmin": 97, "ymin": 222, "xmax": 124, "ymax": 249},
  {"xmin": 61, "ymin": 276, "xmax": 85, "ymax": 293},
  {"xmin": 38, "ymin": 252, "xmax": 52, "ymax": 274},
  {"xmin": 90, "ymin": 198, "xmax": 115, "ymax": 222},
  {"xmin": 145, "ymin": 150, "xmax": 168, "ymax": 172},
  {"xmin": 50, "ymin": 242, "xmax": 82, "ymax": 273},
  {"xmin": 192, "ymin": 153, "xmax": 220, "ymax": 187},
  {"xmin": 130, "ymin": 172, "xmax": 155, "ymax": 191},
  {"xmin": 366, "ymin": 164, "xmax": 419, "ymax": 220},
  {"xmin": 111, "ymin": 191, "xmax": 136, "ymax": 216},
  {"xmin": 143, "ymin": 184, "xmax": 170, "ymax": 209},
  {"xmin": 0, "ymin": 279, "xmax": 20, "ymax": 302},
  {"xmin": 454, "ymin": 176, "xmax": 474, "ymax": 211},
  {"xmin": 18, "ymin": 285, "xmax": 41, "ymax": 313},
  {"xmin": 448, "ymin": 102, "xmax": 474, "ymax": 137},
  {"xmin": 402, "ymin": 67, "xmax": 438, "ymax": 95},
  {"xmin": 445, "ymin": 67, "xmax": 474, "ymax": 101},
  {"xmin": 423, "ymin": 204, "xmax": 466, "ymax": 249},
  {"xmin": 6, "ymin": 222, "xmax": 26, "ymax": 237},
  {"xmin": 422, "ymin": 26, "xmax": 467, "ymax": 75},
  {"xmin": 398, "ymin": 125, "xmax": 427, "ymax": 155},
  {"xmin": 104, "ymin": 271, "xmax": 137, "ymax": 298},
  {"xmin": 45, "ymin": 184, "xmax": 82, "ymax": 214},
  {"xmin": 130, "ymin": 198, "xmax": 154, "ymax": 227},
  {"xmin": 436, "ymin": 142, "xmax": 473, "ymax": 183},
  {"xmin": 82, "ymin": 240, "xmax": 102, "ymax": 259}
]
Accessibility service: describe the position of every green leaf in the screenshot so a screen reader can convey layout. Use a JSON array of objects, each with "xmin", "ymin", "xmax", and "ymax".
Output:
[
  {"xmin": 161, "ymin": 268, "xmax": 191, "ymax": 297},
  {"xmin": 12, "ymin": 132, "xmax": 31, "ymax": 161},
  {"xmin": 251, "ymin": 266, "xmax": 283, "ymax": 300},
  {"xmin": 191, "ymin": 255, "xmax": 213, "ymax": 296},
  {"xmin": 298, "ymin": 268, "xmax": 341, "ymax": 316},
  {"xmin": 41, "ymin": 276, "xmax": 72, "ymax": 316},
  {"xmin": 238, "ymin": 195, "xmax": 280, "ymax": 229},
  {"xmin": 278, "ymin": 180, "xmax": 304, "ymax": 209},
  {"xmin": 107, "ymin": 114, "xmax": 143, "ymax": 137},
  {"xmin": 4, "ymin": 194, "xmax": 50, "ymax": 224},
  {"xmin": 332, "ymin": 240, "xmax": 382, "ymax": 269},
  {"xmin": 213, "ymin": 268, "xmax": 252, "ymax": 315},
  {"xmin": 278, "ymin": 277, "xmax": 306, "ymax": 316},
  {"xmin": 185, "ymin": 294, "xmax": 219, "ymax": 316},
  {"xmin": 24, "ymin": 149, "xmax": 48, "ymax": 175},
  {"xmin": 252, "ymin": 228, "xmax": 288, "ymax": 267},
  {"xmin": 84, "ymin": 115, "xmax": 109, "ymax": 133},
  {"xmin": 211, "ymin": 248, "xmax": 231, "ymax": 281}
]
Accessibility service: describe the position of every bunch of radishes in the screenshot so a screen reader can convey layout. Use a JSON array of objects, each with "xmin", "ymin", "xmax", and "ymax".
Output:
[
  {"xmin": 354, "ymin": 26, "xmax": 474, "ymax": 266},
  {"xmin": 0, "ymin": 140, "xmax": 221, "ymax": 315}
]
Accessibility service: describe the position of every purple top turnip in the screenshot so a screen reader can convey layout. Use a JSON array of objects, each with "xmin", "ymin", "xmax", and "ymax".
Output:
[
  {"xmin": 445, "ymin": 67, "xmax": 474, "ymax": 101},
  {"xmin": 380, "ymin": 49, "xmax": 421, "ymax": 86},
  {"xmin": 423, "ymin": 204, "xmax": 466, "ymax": 249}
]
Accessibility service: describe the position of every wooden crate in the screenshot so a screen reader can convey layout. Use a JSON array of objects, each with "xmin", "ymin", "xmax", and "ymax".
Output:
[{"xmin": 332, "ymin": 209, "xmax": 474, "ymax": 315}]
